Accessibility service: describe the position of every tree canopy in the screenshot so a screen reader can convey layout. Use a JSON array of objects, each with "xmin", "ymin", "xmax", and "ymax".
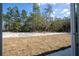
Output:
[{"xmin": 2, "ymin": 4, "xmax": 70, "ymax": 32}]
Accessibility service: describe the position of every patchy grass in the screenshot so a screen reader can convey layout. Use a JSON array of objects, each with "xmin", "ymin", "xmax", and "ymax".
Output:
[{"xmin": 3, "ymin": 34, "xmax": 71, "ymax": 56}]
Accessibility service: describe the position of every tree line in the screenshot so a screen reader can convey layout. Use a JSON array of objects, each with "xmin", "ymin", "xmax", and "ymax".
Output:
[{"xmin": 2, "ymin": 3, "xmax": 70, "ymax": 32}]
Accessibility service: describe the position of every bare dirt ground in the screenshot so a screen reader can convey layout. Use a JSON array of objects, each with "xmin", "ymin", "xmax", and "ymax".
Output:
[{"xmin": 3, "ymin": 32, "xmax": 71, "ymax": 56}]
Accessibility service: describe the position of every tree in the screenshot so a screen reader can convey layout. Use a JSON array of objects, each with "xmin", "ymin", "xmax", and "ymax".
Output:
[
  {"xmin": 2, "ymin": 14, "xmax": 10, "ymax": 31},
  {"xmin": 49, "ymin": 18, "xmax": 65, "ymax": 32},
  {"xmin": 28, "ymin": 3, "xmax": 41, "ymax": 31},
  {"xmin": 21, "ymin": 9, "xmax": 27, "ymax": 20},
  {"xmin": 44, "ymin": 4, "xmax": 53, "ymax": 22},
  {"xmin": 62, "ymin": 17, "xmax": 70, "ymax": 32},
  {"xmin": 6, "ymin": 6, "xmax": 21, "ymax": 32},
  {"xmin": 31, "ymin": 13, "xmax": 48, "ymax": 31},
  {"xmin": 20, "ymin": 10, "xmax": 29, "ymax": 32},
  {"xmin": 11, "ymin": 20, "xmax": 21, "ymax": 32},
  {"xmin": 33, "ymin": 3, "xmax": 40, "ymax": 14},
  {"xmin": 21, "ymin": 9, "xmax": 27, "ymax": 26},
  {"xmin": 12, "ymin": 6, "xmax": 21, "ymax": 32},
  {"xmin": 6, "ymin": 7, "xmax": 14, "ymax": 31},
  {"xmin": 24, "ymin": 3, "xmax": 49, "ymax": 32},
  {"xmin": 49, "ymin": 17, "xmax": 70, "ymax": 32},
  {"xmin": 2, "ymin": 4, "xmax": 70, "ymax": 32}
]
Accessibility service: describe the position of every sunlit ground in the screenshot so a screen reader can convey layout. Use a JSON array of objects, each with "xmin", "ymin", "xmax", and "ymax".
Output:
[{"xmin": 3, "ymin": 33, "xmax": 71, "ymax": 56}]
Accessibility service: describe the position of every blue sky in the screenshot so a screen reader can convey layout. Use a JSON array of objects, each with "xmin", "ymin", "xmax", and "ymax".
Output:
[{"xmin": 3, "ymin": 3, "xmax": 70, "ymax": 18}]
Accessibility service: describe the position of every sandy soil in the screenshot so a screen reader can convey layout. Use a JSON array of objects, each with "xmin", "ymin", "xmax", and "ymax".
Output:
[{"xmin": 3, "ymin": 33, "xmax": 71, "ymax": 56}]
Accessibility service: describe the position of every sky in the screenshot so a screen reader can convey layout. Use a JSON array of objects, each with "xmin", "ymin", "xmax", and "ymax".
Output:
[{"xmin": 3, "ymin": 3, "xmax": 70, "ymax": 18}]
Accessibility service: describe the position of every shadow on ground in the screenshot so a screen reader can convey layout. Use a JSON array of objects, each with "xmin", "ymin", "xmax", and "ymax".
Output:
[{"xmin": 35, "ymin": 46, "xmax": 71, "ymax": 56}]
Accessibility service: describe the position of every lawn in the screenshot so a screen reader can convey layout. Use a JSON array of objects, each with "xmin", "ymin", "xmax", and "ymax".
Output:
[{"xmin": 3, "ymin": 33, "xmax": 71, "ymax": 56}]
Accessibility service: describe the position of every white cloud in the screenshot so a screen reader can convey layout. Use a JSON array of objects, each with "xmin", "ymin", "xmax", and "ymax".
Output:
[
  {"xmin": 54, "ymin": 9, "xmax": 61, "ymax": 12},
  {"xmin": 50, "ymin": 14, "xmax": 55, "ymax": 17},
  {"xmin": 63, "ymin": 11, "xmax": 70, "ymax": 17},
  {"xmin": 54, "ymin": 9, "xmax": 58, "ymax": 11},
  {"xmin": 66, "ymin": 11, "xmax": 70, "ymax": 15},
  {"xmin": 53, "ymin": 3, "xmax": 57, "ymax": 5},
  {"xmin": 53, "ymin": 11, "xmax": 56, "ymax": 14},
  {"xmin": 61, "ymin": 9, "xmax": 69, "ymax": 14},
  {"xmin": 59, "ymin": 8, "xmax": 70, "ymax": 17},
  {"xmin": 64, "ymin": 9, "xmax": 69, "ymax": 12},
  {"xmin": 64, "ymin": 9, "xmax": 69, "ymax": 11}
]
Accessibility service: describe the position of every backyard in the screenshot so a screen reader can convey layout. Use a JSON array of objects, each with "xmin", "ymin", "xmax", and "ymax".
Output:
[
  {"xmin": 3, "ymin": 32, "xmax": 71, "ymax": 56},
  {"xmin": 3, "ymin": 3, "xmax": 71, "ymax": 56}
]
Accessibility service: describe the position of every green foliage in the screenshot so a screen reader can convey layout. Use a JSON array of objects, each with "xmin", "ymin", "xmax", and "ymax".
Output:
[
  {"xmin": 49, "ymin": 17, "xmax": 70, "ymax": 32},
  {"xmin": 21, "ymin": 10, "xmax": 27, "ymax": 19},
  {"xmin": 33, "ymin": 3, "xmax": 40, "ymax": 13},
  {"xmin": 49, "ymin": 20, "xmax": 65, "ymax": 32},
  {"xmin": 2, "ymin": 4, "xmax": 70, "ymax": 32},
  {"xmin": 44, "ymin": 4, "xmax": 53, "ymax": 21}
]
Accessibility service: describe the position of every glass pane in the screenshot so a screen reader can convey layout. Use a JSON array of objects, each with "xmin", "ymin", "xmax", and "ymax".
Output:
[{"xmin": 2, "ymin": 3, "xmax": 71, "ymax": 56}]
